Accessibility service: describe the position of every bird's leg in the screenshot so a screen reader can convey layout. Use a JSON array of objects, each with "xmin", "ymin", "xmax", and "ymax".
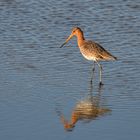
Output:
[
  {"xmin": 90, "ymin": 61, "xmax": 96, "ymax": 84},
  {"xmin": 92, "ymin": 61, "xmax": 96, "ymax": 72},
  {"xmin": 96, "ymin": 61, "xmax": 104, "ymax": 86}
]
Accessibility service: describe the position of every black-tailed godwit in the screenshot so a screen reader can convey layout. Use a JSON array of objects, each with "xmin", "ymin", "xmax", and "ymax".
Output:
[{"xmin": 60, "ymin": 27, "xmax": 117, "ymax": 85}]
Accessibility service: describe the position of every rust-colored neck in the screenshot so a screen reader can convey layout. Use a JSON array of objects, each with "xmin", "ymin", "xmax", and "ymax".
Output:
[{"xmin": 76, "ymin": 31, "xmax": 85, "ymax": 47}]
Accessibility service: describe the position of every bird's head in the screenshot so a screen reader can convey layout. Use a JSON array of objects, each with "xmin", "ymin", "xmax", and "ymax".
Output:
[{"xmin": 60, "ymin": 27, "xmax": 83, "ymax": 48}]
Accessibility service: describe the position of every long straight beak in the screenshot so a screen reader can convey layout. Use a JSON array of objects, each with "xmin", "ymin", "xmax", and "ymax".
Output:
[{"xmin": 60, "ymin": 34, "xmax": 73, "ymax": 48}]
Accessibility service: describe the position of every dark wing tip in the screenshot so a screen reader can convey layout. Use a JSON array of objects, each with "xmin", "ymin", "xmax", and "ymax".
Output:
[{"xmin": 114, "ymin": 56, "xmax": 117, "ymax": 60}]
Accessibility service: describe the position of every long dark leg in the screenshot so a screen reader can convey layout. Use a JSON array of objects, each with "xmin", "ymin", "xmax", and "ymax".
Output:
[
  {"xmin": 96, "ymin": 61, "xmax": 103, "ymax": 86},
  {"xmin": 92, "ymin": 61, "xmax": 96, "ymax": 72},
  {"xmin": 90, "ymin": 61, "xmax": 96, "ymax": 84}
]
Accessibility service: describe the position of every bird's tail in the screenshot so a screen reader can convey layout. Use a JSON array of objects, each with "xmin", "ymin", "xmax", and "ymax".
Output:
[
  {"xmin": 110, "ymin": 55, "xmax": 117, "ymax": 60},
  {"xmin": 102, "ymin": 54, "xmax": 117, "ymax": 61}
]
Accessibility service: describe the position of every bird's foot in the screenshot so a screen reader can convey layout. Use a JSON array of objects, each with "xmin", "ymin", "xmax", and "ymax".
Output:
[
  {"xmin": 90, "ymin": 79, "xmax": 93, "ymax": 84},
  {"xmin": 99, "ymin": 81, "xmax": 104, "ymax": 87}
]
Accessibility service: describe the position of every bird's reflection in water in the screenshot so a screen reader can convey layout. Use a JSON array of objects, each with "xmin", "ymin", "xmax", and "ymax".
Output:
[{"xmin": 57, "ymin": 81, "xmax": 111, "ymax": 131}]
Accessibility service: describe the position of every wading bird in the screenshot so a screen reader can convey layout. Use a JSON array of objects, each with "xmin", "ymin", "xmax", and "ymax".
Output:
[{"xmin": 60, "ymin": 27, "xmax": 117, "ymax": 85}]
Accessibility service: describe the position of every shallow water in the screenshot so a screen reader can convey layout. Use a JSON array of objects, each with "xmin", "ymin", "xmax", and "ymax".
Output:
[{"xmin": 0, "ymin": 0, "xmax": 140, "ymax": 139}]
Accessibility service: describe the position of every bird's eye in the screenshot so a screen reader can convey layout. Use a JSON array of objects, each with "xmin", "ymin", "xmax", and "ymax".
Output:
[{"xmin": 73, "ymin": 30, "xmax": 76, "ymax": 33}]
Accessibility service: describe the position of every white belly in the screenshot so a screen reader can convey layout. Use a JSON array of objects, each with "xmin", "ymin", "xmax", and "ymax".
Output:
[{"xmin": 80, "ymin": 51, "xmax": 96, "ymax": 61}]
